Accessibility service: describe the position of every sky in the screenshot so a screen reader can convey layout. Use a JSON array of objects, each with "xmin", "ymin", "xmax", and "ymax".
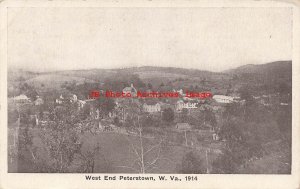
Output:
[{"xmin": 7, "ymin": 7, "xmax": 292, "ymax": 72}]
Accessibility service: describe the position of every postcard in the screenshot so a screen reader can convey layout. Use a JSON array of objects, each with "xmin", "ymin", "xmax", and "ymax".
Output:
[{"xmin": 0, "ymin": 0, "xmax": 299, "ymax": 188}]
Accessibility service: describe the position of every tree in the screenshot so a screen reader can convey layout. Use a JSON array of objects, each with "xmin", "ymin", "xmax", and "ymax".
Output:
[
  {"xmin": 275, "ymin": 104, "xmax": 292, "ymax": 142},
  {"xmin": 113, "ymin": 116, "xmax": 121, "ymax": 127},
  {"xmin": 147, "ymin": 83, "xmax": 153, "ymax": 90},
  {"xmin": 39, "ymin": 119, "xmax": 82, "ymax": 172},
  {"xmin": 19, "ymin": 126, "xmax": 37, "ymax": 162},
  {"xmin": 162, "ymin": 108, "xmax": 174, "ymax": 123},
  {"xmin": 179, "ymin": 151, "xmax": 205, "ymax": 174},
  {"xmin": 96, "ymin": 98, "xmax": 116, "ymax": 117},
  {"xmin": 117, "ymin": 116, "xmax": 167, "ymax": 173},
  {"xmin": 180, "ymin": 109, "xmax": 189, "ymax": 122},
  {"xmin": 8, "ymin": 109, "xmax": 19, "ymax": 124},
  {"xmin": 239, "ymin": 85, "xmax": 253, "ymax": 102},
  {"xmin": 77, "ymin": 143, "xmax": 101, "ymax": 173},
  {"xmin": 203, "ymin": 108, "xmax": 217, "ymax": 129},
  {"xmin": 222, "ymin": 103, "xmax": 241, "ymax": 120},
  {"xmin": 26, "ymin": 88, "xmax": 38, "ymax": 101},
  {"xmin": 212, "ymin": 120, "xmax": 245, "ymax": 173},
  {"xmin": 193, "ymin": 107, "xmax": 217, "ymax": 130},
  {"xmin": 36, "ymin": 104, "xmax": 83, "ymax": 172},
  {"xmin": 212, "ymin": 119, "xmax": 264, "ymax": 173},
  {"xmin": 79, "ymin": 104, "xmax": 91, "ymax": 120},
  {"xmin": 140, "ymin": 115, "xmax": 158, "ymax": 127},
  {"xmin": 277, "ymin": 82, "xmax": 289, "ymax": 95},
  {"xmin": 189, "ymin": 85, "xmax": 194, "ymax": 91}
]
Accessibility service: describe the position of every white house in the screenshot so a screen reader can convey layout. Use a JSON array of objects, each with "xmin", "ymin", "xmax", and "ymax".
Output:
[
  {"xmin": 143, "ymin": 102, "xmax": 161, "ymax": 113},
  {"xmin": 123, "ymin": 83, "xmax": 137, "ymax": 97},
  {"xmin": 70, "ymin": 94, "xmax": 78, "ymax": 103},
  {"xmin": 55, "ymin": 94, "xmax": 64, "ymax": 104},
  {"xmin": 175, "ymin": 123, "xmax": 192, "ymax": 130},
  {"xmin": 176, "ymin": 100, "xmax": 198, "ymax": 111},
  {"xmin": 34, "ymin": 97, "xmax": 44, "ymax": 105},
  {"xmin": 13, "ymin": 94, "xmax": 31, "ymax": 103},
  {"xmin": 212, "ymin": 95, "xmax": 234, "ymax": 104},
  {"xmin": 77, "ymin": 100, "xmax": 86, "ymax": 109}
]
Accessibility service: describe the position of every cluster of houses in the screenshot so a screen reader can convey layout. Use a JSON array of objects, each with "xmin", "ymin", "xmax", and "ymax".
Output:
[
  {"xmin": 12, "ymin": 94, "xmax": 44, "ymax": 105},
  {"xmin": 11, "ymin": 83, "xmax": 289, "ymax": 139},
  {"xmin": 10, "ymin": 84, "xmax": 239, "ymax": 126},
  {"xmin": 11, "ymin": 83, "xmax": 239, "ymax": 112}
]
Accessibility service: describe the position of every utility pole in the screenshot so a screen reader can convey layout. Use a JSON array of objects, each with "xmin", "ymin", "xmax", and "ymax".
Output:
[
  {"xmin": 184, "ymin": 130, "xmax": 188, "ymax": 146},
  {"xmin": 206, "ymin": 149, "xmax": 210, "ymax": 174}
]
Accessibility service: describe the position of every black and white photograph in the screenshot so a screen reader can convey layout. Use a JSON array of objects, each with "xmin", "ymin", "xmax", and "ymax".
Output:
[{"xmin": 1, "ymin": 0, "xmax": 299, "ymax": 189}]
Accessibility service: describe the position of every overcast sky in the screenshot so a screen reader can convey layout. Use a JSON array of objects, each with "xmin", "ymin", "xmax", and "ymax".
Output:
[{"xmin": 8, "ymin": 7, "xmax": 292, "ymax": 72}]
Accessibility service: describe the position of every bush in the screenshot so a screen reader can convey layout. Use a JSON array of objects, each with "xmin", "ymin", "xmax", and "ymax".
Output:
[{"xmin": 178, "ymin": 151, "xmax": 205, "ymax": 174}]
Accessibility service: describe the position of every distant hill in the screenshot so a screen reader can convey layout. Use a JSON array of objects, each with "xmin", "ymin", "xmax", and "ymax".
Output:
[
  {"xmin": 225, "ymin": 60, "xmax": 292, "ymax": 95},
  {"xmin": 8, "ymin": 61, "xmax": 292, "ymax": 95},
  {"xmin": 55, "ymin": 66, "xmax": 225, "ymax": 80},
  {"xmin": 226, "ymin": 61, "xmax": 292, "ymax": 76}
]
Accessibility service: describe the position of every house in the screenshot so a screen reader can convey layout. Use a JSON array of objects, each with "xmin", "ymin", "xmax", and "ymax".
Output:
[
  {"xmin": 55, "ymin": 94, "xmax": 78, "ymax": 104},
  {"xmin": 280, "ymin": 102, "xmax": 289, "ymax": 106},
  {"xmin": 143, "ymin": 102, "xmax": 161, "ymax": 113},
  {"xmin": 212, "ymin": 95, "xmax": 234, "ymax": 103},
  {"xmin": 95, "ymin": 109, "xmax": 100, "ymax": 119},
  {"xmin": 34, "ymin": 96, "xmax": 44, "ymax": 105},
  {"xmin": 55, "ymin": 95, "xmax": 64, "ymax": 104},
  {"xmin": 77, "ymin": 100, "xmax": 86, "ymax": 109},
  {"xmin": 123, "ymin": 83, "xmax": 137, "ymax": 97},
  {"xmin": 70, "ymin": 94, "xmax": 78, "ymax": 103},
  {"xmin": 13, "ymin": 94, "xmax": 31, "ymax": 103},
  {"xmin": 175, "ymin": 123, "xmax": 192, "ymax": 130},
  {"xmin": 212, "ymin": 133, "xmax": 220, "ymax": 141},
  {"xmin": 176, "ymin": 89, "xmax": 184, "ymax": 96},
  {"xmin": 176, "ymin": 100, "xmax": 198, "ymax": 111},
  {"xmin": 197, "ymin": 129, "xmax": 215, "ymax": 141}
]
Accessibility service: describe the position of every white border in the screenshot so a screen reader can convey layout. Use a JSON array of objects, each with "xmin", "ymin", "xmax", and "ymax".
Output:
[{"xmin": 0, "ymin": 1, "xmax": 299, "ymax": 189}]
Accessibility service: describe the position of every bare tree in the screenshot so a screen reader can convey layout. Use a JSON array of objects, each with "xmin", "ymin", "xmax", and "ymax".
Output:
[
  {"xmin": 77, "ymin": 143, "xmax": 100, "ymax": 173},
  {"xmin": 116, "ymin": 116, "xmax": 167, "ymax": 173}
]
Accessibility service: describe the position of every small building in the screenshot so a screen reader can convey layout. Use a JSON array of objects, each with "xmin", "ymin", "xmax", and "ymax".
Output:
[
  {"xmin": 123, "ymin": 83, "xmax": 137, "ymax": 97},
  {"xmin": 175, "ymin": 123, "xmax": 192, "ymax": 130},
  {"xmin": 212, "ymin": 95, "xmax": 234, "ymax": 104},
  {"xmin": 176, "ymin": 100, "xmax": 198, "ymax": 111},
  {"xmin": 174, "ymin": 89, "xmax": 184, "ymax": 96},
  {"xmin": 143, "ymin": 102, "xmax": 161, "ymax": 113},
  {"xmin": 77, "ymin": 100, "xmax": 86, "ymax": 109},
  {"xmin": 34, "ymin": 97, "xmax": 44, "ymax": 105},
  {"xmin": 280, "ymin": 102, "xmax": 289, "ymax": 106},
  {"xmin": 55, "ymin": 94, "xmax": 64, "ymax": 104},
  {"xmin": 13, "ymin": 94, "xmax": 31, "ymax": 103},
  {"xmin": 197, "ymin": 129, "xmax": 215, "ymax": 141},
  {"xmin": 70, "ymin": 94, "xmax": 78, "ymax": 103}
]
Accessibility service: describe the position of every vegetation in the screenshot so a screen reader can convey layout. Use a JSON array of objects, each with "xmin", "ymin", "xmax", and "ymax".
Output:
[{"xmin": 8, "ymin": 61, "xmax": 292, "ymax": 173}]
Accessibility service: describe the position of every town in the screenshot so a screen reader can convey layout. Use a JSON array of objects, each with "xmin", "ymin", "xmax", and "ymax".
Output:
[{"xmin": 7, "ymin": 62, "xmax": 292, "ymax": 174}]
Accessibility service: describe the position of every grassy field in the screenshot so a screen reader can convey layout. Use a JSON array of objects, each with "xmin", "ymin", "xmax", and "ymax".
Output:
[
  {"xmin": 12, "ymin": 128, "xmax": 217, "ymax": 173},
  {"xmin": 79, "ymin": 132, "xmax": 189, "ymax": 173}
]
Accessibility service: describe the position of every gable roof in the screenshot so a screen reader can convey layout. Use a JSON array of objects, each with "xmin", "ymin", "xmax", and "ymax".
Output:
[
  {"xmin": 14, "ymin": 94, "xmax": 30, "ymax": 100},
  {"xmin": 175, "ymin": 123, "xmax": 191, "ymax": 130}
]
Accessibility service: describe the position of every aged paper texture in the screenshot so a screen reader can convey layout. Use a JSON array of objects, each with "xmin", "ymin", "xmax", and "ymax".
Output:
[{"xmin": 0, "ymin": 0, "xmax": 300, "ymax": 188}]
